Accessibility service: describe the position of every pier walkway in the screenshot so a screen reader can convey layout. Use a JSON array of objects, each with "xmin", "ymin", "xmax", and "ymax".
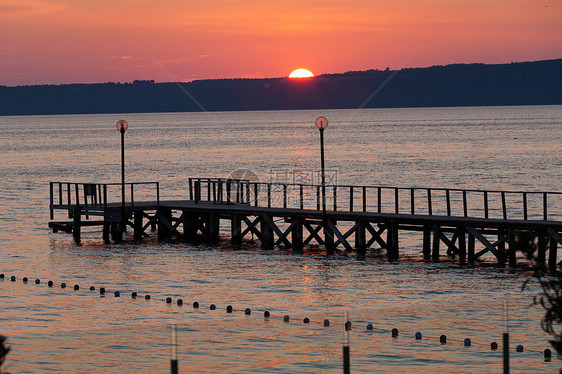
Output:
[{"xmin": 49, "ymin": 178, "xmax": 562, "ymax": 270}]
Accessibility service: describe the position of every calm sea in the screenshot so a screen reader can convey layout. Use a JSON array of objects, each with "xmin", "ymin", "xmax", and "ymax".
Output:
[{"xmin": 0, "ymin": 106, "xmax": 561, "ymax": 373}]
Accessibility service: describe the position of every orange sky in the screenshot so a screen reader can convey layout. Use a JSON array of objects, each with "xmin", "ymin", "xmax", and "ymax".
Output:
[{"xmin": 1, "ymin": 0, "xmax": 561, "ymax": 85}]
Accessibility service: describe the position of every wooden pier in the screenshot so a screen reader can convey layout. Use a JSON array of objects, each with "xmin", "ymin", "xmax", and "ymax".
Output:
[{"xmin": 49, "ymin": 179, "xmax": 562, "ymax": 270}]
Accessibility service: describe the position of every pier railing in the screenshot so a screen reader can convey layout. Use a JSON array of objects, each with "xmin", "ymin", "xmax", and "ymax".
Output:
[
  {"xmin": 50, "ymin": 182, "xmax": 160, "ymax": 219},
  {"xmin": 189, "ymin": 178, "xmax": 562, "ymax": 222}
]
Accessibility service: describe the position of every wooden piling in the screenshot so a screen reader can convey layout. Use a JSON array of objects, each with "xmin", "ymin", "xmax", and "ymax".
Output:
[
  {"xmin": 549, "ymin": 236, "xmax": 558, "ymax": 272},
  {"xmin": 422, "ymin": 225, "xmax": 431, "ymax": 261},
  {"xmin": 324, "ymin": 218, "xmax": 335, "ymax": 255},
  {"xmin": 72, "ymin": 208, "xmax": 81, "ymax": 244},
  {"xmin": 468, "ymin": 232, "xmax": 475, "ymax": 265},
  {"xmin": 458, "ymin": 227, "xmax": 467, "ymax": 264},
  {"xmin": 231, "ymin": 213, "xmax": 242, "ymax": 250},
  {"xmin": 208, "ymin": 212, "xmax": 220, "ymax": 243},
  {"xmin": 260, "ymin": 215, "xmax": 274, "ymax": 250},
  {"xmin": 355, "ymin": 220, "xmax": 367, "ymax": 260},
  {"xmin": 292, "ymin": 218, "xmax": 304, "ymax": 253},
  {"xmin": 158, "ymin": 207, "xmax": 172, "ymax": 242},
  {"xmin": 387, "ymin": 221, "xmax": 399, "ymax": 262},
  {"xmin": 432, "ymin": 224, "xmax": 441, "ymax": 262},
  {"xmin": 102, "ymin": 222, "xmax": 110, "ymax": 244},
  {"xmin": 133, "ymin": 211, "xmax": 143, "ymax": 243}
]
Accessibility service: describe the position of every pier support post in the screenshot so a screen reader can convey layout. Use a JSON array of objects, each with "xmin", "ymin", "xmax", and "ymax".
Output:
[
  {"xmin": 387, "ymin": 222, "xmax": 399, "ymax": 262},
  {"xmin": 497, "ymin": 229, "xmax": 506, "ymax": 268},
  {"xmin": 458, "ymin": 227, "xmax": 466, "ymax": 265},
  {"xmin": 549, "ymin": 236, "xmax": 558, "ymax": 273},
  {"xmin": 422, "ymin": 225, "xmax": 431, "ymax": 261},
  {"xmin": 111, "ymin": 222, "xmax": 120, "ymax": 242},
  {"xmin": 537, "ymin": 230, "xmax": 547, "ymax": 270},
  {"xmin": 507, "ymin": 231, "xmax": 517, "ymax": 268},
  {"xmin": 208, "ymin": 212, "xmax": 220, "ymax": 243},
  {"xmin": 261, "ymin": 215, "xmax": 274, "ymax": 250},
  {"xmin": 158, "ymin": 207, "xmax": 173, "ymax": 242},
  {"xmin": 324, "ymin": 218, "xmax": 335, "ymax": 256},
  {"xmin": 72, "ymin": 208, "xmax": 81, "ymax": 244},
  {"xmin": 182, "ymin": 211, "xmax": 198, "ymax": 242},
  {"xmin": 468, "ymin": 232, "xmax": 475, "ymax": 265},
  {"xmin": 355, "ymin": 220, "xmax": 366, "ymax": 260},
  {"xmin": 133, "ymin": 211, "xmax": 143, "ymax": 243},
  {"xmin": 292, "ymin": 217, "xmax": 304, "ymax": 253},
  {"xmin": 103, "ymin": 222, "xmax": 111, "ymax": 244},
  {"xmin": 432, "ymin": 224, "xmax": 441, "ymax": 262},
  {"xmin": 231, "ymin": 213, "xmax": 242, "ymax": 250}
]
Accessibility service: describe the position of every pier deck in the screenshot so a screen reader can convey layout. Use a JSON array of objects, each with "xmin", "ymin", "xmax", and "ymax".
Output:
[{"xmin": 49, "ymin": 179, "xmax": 562, "ymax": 270}]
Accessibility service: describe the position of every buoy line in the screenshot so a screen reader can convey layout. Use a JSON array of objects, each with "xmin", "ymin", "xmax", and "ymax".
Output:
[{"xmin": 0, "ymin": 272, "xmax": 555, "ymax": 361}]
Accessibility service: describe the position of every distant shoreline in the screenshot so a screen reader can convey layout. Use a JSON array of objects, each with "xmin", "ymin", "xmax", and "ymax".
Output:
[{"xmin": 1, "ymin": 59, "xmax": 561, "ymax": 116}]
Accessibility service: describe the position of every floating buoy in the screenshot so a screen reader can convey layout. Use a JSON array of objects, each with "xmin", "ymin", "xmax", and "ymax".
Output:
[
  {"xmin": 264, "ymin": 311, "xmax": 270, "ymax": 318},
  {"xmin": 114, "ymin": 291, "xmax": 120, "ymax": 297},
  {"xmin": 345, "ymin": 321, "xmax": 352, "ymax": 331},
  {"xmin": 464, "ymin": 338, "xmax": 471, "ymax": 347},
  {"xmin": 193, "ymin": 302, "xmax": 199, "ymax": 308},
  {"xmin": 415, "ymin": 332, "xmax": 422, "ymax": 340},
  {"xmin": 10, "ymin": 276, "xmax": 15, "ymax": 282},
  {"xmin": 132, "ymin": 292, "xmax": 137, "ymax": 298},
  {"xmin": 516, "ymin": 345, "xmax": 524, "ymax": 352},
  {"xmin": 366, "ymin": 323, "xmax": 373, "ymax": 330},
  {"xmin": 74, "ymin": 285, "xmax": 79, "ymax": 290},
  {"xmin": 177, "ymin": 299, "xmax": 183, "ymax": 306},
  {"xmin": 90, "ymin": 286, "xmax": 95, "ymax": 291},
  {"xmin": 391, "ymin": 328, "xmax": 399, "ymax": 337},
  {"xmin": 23, "ymin": 277, "xmax": 28, "ymax": 283},
  {"xmin": 0, "ymin": 274, "xmax": 4, "ymax": 279},
  {"xmin": 61, "ymin": 283, "xmax": 67, "ymax": 289},
  {"xmin": 544, "ymin": 348, "xmax": 552, "ymax": 361},
  {"xmin": 491, "ymin": 342, "xmax": 498, "ymax": 350},
  {"xmin": 35, "ymin": 279, "xmax": 40, "ymax": 284},
  {"xmin": 166, "ymin": 297, "xmax": 172, "ymax": 304},
  {"xmin": 440, "ymin": 335, "xmax": 447, "ymax": 344},
  {"xmin": 226, "ymin": 305, "xmax": 233, "ymax": 313},
  {"xmin": 283, "ymin": 315, "xmax": 290, "ymax": 322},
  {"xmin": 145, "ymin": 295, "xmax": 151, "ymax": 300},
  {"xmin": 210, "ymin": 304, "xmax": 216, "ymax": 310},
  {"xmin": 100, "ymin": 287, "xmax": 106, "ymax": 295},
  {"xmin": 323, "ymin": 319, "xmax": 330, "ymax": 327},
  {"xmin": 303, "ymin": 317, "xmax": 310, "ymax": 324},
  {"xmin": 48, "ymin": 280, "xmax": 53, "ymax": 287},
  {"xmin": 245, "ymin": 308, "xmax": 251, "ymax": 315}
]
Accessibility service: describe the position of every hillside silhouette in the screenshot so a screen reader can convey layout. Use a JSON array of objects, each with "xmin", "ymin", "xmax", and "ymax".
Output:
[{"xmin": 1, "ymin": 59, "xmax": 561, "ymax": 115}]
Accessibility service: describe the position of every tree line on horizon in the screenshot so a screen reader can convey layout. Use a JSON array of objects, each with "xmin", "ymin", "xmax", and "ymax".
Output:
[{"xmin": 0, "ymin": 59, "xmax": 561, "ymax": 116}]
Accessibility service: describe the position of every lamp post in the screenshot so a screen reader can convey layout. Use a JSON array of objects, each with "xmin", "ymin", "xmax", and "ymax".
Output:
[
  {"xmin": 116, "ymin": 120, "xmax": 128, "ymax": 240},
  {"xmin": 315, "ymin": 116, "xmax": 332, "ymax": 254},
  {"xmin": 315, "ymin": 116, "xmax": 328, "ymax": 214}
]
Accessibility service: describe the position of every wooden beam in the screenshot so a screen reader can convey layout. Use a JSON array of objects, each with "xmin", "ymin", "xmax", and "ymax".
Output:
[
  {"xmin": 465, "ymin": 224, "xmax": 501, "ymax": 260},
  {"xmin": 326, "ymin": 218, "xmax": 353, "ymax": 253},
  {"xmin": 365, "ymin": 223, "xmax": 387, "ymax": 249},
  {"xmin": 303, "ymin": 222, "xmax": 324, "ymax": 245}
]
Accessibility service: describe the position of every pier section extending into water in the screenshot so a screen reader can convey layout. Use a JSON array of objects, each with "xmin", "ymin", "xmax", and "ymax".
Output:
[{"xmin": 49, "ymin": 178, "xmax": 562, "ymax": 270}]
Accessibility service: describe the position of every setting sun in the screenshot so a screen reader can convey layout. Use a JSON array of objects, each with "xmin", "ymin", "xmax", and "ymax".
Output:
[{"xmin": 289, "ymin": 68, "xmax": 314, "ymax": 78}]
